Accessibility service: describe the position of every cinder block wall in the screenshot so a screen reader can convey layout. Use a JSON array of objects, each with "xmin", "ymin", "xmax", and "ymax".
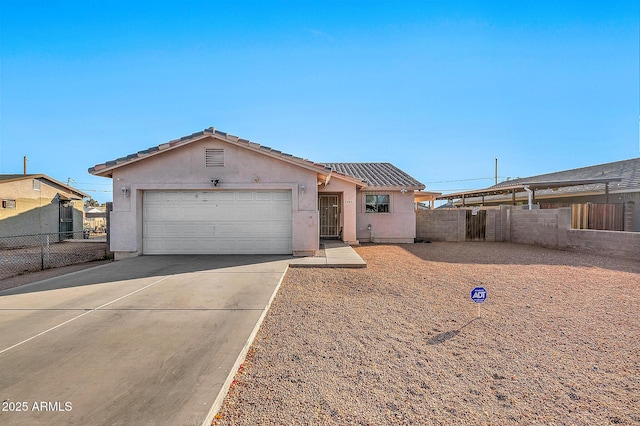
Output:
[
  {"xmin": 416, "ymin": 209, "xmax": 465, "ymax": 242},
  {"xmin": 416, "ymin": 206, "xmax": 638, "ymax": 260},
  {"xmin": 508, "ymin": 207, "xmax": 569, "ymax": 248},
  {"xmin": 567, "ymin": 229, "xmax": 640, "ymax": 259}
]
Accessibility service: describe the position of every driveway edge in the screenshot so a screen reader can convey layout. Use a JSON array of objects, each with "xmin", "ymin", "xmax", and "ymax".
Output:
[{"xmin": 201, "ymin": 264, "xmax": 290, "ymax": 426}]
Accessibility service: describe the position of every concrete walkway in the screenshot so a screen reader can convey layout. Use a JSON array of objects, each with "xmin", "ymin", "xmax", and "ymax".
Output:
[{"xmin": 289, "ymin": 240, "xmax": 367, "ymax": 268}]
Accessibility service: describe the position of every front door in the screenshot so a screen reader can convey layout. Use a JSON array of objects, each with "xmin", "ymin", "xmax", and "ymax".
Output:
[
  {"xmin": 59, "ymin": 202, "xmax": 74, "ymax": 239},
  {"xmin": 319, "ymin": 195, "xmax": 339, "ymax": 238}
]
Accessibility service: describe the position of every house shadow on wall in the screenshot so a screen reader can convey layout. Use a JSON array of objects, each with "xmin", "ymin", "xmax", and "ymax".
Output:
[{"xmin": 0, "ymin": 199, "xmax": 83, "ymax": 242}]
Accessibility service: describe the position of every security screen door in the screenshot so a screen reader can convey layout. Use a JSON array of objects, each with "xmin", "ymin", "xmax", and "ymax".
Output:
[{"xmin": 319, "ymin": 195, "xmax": 339, "ymax": 238}]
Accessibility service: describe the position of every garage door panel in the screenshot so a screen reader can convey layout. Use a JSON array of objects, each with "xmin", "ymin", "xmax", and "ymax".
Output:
[{"xmin": 143, "ymin": 191, "xmax": 293, "ymax": 255}]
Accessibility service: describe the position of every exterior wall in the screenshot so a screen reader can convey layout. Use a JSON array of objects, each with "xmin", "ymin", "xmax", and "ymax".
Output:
[
  {"xmin": 475, "ymin": 191, "xmax": 640, "ymax": 232},
  {"xmin": 416, "ymin": 208, "xmax": 465, "ymax": 242},
  {"xmin": 566, "ymin": 229, "xmax": 640, "ymax": 259},
  {"xmin": 109, "ymin": 137, "xmax": 320, "ymax": 258},
  {"xmin": 508, "ymin": 206, "xmax": 568, "ymax": 248},
  {"xmin": 416, "ymin": 207, "xmax": 501, "ymax": 242},
  {"xmin": 0, "ymin": 178, "xmax": 84, "ymax": 238},
  {"xmin": 416, "ymin": 206, "xmax": 638, "ymax": 260},
  {"xmin": 536, "ymin": 192, "xmax": 640, "ymax": 231},
  {"xmin": 356, "ymin": 190, "xmax": 416, "ymax": 243},
  {"xmin": 318, "ymin": 178, "xmax": 358, "ymax": 244}
]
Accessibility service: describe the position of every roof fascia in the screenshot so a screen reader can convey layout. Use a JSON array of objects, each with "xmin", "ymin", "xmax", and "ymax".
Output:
[
  {"xmin": 90, "ymin": 134, "xmax": 212, "ymax": 177},
  {"xmin": 90, "ymin": 133, "xmax": 362, "ymax": 184}
]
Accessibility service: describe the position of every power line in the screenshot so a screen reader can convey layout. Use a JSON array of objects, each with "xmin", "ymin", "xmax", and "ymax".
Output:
[
  {"xmin": 73, "ymin": 182, "xmax": 112, "ymax": 186},
  {"xmin": 424, "ymin": 177, "xmax": 509, "ymax": 184},
  {"xmin": 78, "ymin": 188, "xmax": 112, "ymax": 193}
]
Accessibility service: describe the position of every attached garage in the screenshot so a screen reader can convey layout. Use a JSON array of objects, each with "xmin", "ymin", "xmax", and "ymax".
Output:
[{"xmin": 143, "ymin": 190, "xmax": 292, "ymax": 255}]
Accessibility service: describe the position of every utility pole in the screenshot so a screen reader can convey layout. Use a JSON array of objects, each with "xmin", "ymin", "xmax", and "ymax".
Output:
[
  {"xmin": 23, "ymin": 156, "xmax": 27, "ymax": 174},
  {"xmin": 494, "ymin": 157, "xmax": 498, "ymax": 185}
]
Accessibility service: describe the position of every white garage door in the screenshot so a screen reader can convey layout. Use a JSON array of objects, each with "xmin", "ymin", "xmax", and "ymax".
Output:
[{"xmin": 143, "ymin": 191, "xmax": 292, "ymax": 255}]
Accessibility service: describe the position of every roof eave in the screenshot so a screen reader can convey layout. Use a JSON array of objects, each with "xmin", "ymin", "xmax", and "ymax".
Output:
[{"xmin": 362, "ymin": 184, "xmax": 426, "ymax": 191}]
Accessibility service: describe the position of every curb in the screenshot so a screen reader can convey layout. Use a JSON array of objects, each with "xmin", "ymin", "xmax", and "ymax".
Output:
[{"xmin": 201, "ymin": 265, "xmax": 289, "ymax": 426}]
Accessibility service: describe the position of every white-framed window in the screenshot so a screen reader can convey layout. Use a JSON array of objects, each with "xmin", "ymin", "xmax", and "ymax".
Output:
[
  {"xmin": 365, "ymin": 194, "xmax": 390, "ymax": 213},
  {"xmin": 33, "ymin": 179, "xmax": 41, "ymax": 191},
  {"xmin": 1, "ymin": 199, "xmax": 16, "ymax": 209},
  {"xmin": 205, "ymin": 148, "xmax": 224, "ymax": 167}
]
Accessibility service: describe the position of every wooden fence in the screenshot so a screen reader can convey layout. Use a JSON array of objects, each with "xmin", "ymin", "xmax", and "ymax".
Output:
[{"xmin": 540, "ymin": 203, "xmax": 624, "ymax": 231}]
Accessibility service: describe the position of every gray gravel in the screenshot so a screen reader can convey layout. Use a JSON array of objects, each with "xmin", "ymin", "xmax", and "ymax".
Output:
[{"xmin": 214, "ymin": 242, "xmax": 639, "ymax": 425}]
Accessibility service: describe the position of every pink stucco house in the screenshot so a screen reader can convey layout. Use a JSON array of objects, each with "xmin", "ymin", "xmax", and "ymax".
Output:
[{"xmin": 89, "ymin": 127, "xmax": 429, "ymax": 260}]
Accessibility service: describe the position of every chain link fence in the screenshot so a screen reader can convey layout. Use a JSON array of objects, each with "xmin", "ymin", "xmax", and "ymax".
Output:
[{"xmin": 0, "ymin": 231, "xmax": 109, "ymax": 281}]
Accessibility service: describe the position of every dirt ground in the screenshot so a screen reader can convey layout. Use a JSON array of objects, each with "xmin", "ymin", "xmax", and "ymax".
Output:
[{"xmin": 214, "ymin": 242, "xmax": 640, "ymax": 425}]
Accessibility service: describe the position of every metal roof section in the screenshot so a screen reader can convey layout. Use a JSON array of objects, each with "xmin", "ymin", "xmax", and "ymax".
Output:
[
  {"xmin": 491, "ymin": 157, "xmax": 640, "ymax": 192},
  {"xmin": 438, "ymin": 178, "xmax": 623, "ymax": 201},
  {"xmin": 437, "ymin": 157, "xmax": 639, "ymax": 204},
  {"xmin": 324, "ymin": 163, "xmax": 425, "ymax": 189}
]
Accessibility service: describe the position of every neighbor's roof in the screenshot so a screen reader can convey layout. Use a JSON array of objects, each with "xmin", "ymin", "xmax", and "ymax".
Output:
[
  {"xmin": 89, "ymin": 127, "xmax": 424, "ymax": 189},
  {"xmin": 0, "ymin": 174, "xmax": 88, "ymax": 198},
  {"xmin": 492, "ymin": 157, "xmax": 640, "ymax": 192},
  {"xmin": 438, "ymin": 157, "xmax": 639, "ymax": 202}
]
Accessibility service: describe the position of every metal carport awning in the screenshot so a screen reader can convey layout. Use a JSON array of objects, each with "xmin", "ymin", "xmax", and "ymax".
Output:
[{"xmin": 437, "ymin": 178, "xmax": 623, "ymax": 207}]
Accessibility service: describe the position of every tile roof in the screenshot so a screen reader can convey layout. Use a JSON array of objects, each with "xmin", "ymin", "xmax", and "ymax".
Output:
[
  {"xmin": 89, "ymin": 127, "xmax": 334, "ymax": 176},
  {"xmin": 89, "ymin": 127, "xmax": 425, "ymax": 189},
  {"xmin": 325, "ymin": 163, "xmax": 425, "ymax": 189}
]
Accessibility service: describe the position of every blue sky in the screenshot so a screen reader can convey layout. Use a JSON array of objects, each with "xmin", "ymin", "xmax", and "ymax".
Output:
[{"xmin": 1, "ymin": 0, "xmax": 638, "ymax": 204}]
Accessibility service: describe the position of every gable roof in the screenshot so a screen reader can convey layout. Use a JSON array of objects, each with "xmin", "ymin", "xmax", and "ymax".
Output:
[
  {"xmin": 89, "ymin": 127, "xmax": 424, "ymax": 190},
  {"xmin": 88, "ymin": 127, "xmax": 365, "ymax": 186},
  {"xmin": 325, "ymin": 163, "xmax": 425, "ymax": 189},
  {"xmin": 0, "ymin": 174, "xmax": 88, "ymax": 198}
]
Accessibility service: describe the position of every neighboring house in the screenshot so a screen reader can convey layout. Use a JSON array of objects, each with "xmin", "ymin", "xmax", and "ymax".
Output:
[
  {"xmin": 0, "ymin": 174, "xmax": 88, "ymax": 238},
  {"xmin": 438, "ymin": 158, "xmax": 640, "ymax": 231},
  {"xmin": 84, "ymin": 206, "xmax": 107, "ymax": 232},
  {"xmin": 88, "ymin": 127, "xmax": 425, "ymax": 259}
]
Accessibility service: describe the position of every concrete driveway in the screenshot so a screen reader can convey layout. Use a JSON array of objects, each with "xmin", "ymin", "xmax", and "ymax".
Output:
[{"xmin": 0, "ymin": 255, "xmax": 290, "ymax": 426}]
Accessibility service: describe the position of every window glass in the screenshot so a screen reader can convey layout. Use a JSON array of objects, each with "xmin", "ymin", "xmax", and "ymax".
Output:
[
  {"xmin": 365, "ymin": 195, "xmax": 378, "ymax": 212},
  {"xmin": 378, "ymin": 195, "xmax": 389, "ymax": 212},
  {"xmin": 365, "ymin": 194, "xmax": 390, "ymax": 213},
  {"xmin": 2, "ymin": 199, "xmax": 16, "ymax": 209}
]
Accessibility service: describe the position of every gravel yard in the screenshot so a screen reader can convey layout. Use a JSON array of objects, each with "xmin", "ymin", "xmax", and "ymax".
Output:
[{"xmin": 214, "ymin": 242, "xmax": 639, "ymax": 425}]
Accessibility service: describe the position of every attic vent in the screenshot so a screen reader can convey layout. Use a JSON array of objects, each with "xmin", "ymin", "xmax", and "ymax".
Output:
[
  {"xmin": 205, "ymin": 148, "xmax": 224, "ymax": 167},
  {"xmin": 33, "ymin": 179, "xmax": 41, "ymax": 191}
]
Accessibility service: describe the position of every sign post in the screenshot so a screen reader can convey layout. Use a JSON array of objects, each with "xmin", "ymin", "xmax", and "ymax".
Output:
[{"xmin": 470, "ymin": 286, "xmax": 487, "ymax": 318}]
